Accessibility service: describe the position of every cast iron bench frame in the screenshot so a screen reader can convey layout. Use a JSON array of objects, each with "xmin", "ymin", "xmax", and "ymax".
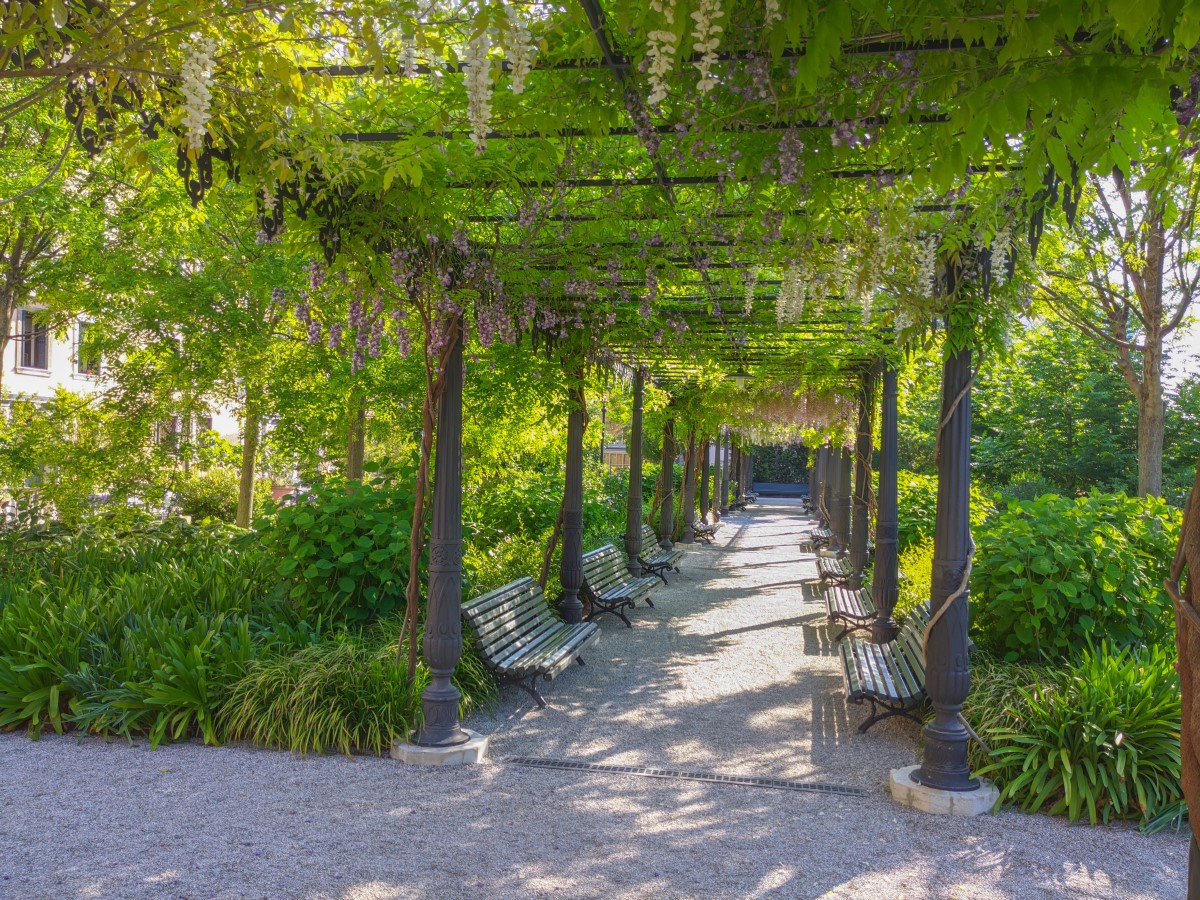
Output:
[{"xmin": 462, "ymin": 576, "xmax": 600, "ymax": 708}]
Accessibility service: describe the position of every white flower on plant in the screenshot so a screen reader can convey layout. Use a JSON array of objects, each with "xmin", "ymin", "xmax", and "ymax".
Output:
[
  {"xmin": 463, "ymin": 32, "xmax": 493, "ymax": 154},
  {"xmin": 180, "ymin": 34, "xmax": 217, "ymax": 152},
  {"xmin": 646, "ymin": 29, "xmax": 678, "ymax": 106},
  {"xmin": 646, "ymin": 0, "xmax": 677, "ymax": 106},
  {"xmin": 504, "ymin": 4, "xmax": 535, "ymax": 94},
  {"xmin": 743, "ymin": 267, "xmax": 757, "ymax": 316},
  {"xmin": 764, "ymin": 0, "xmax": 783, "ymax": 26},
  {"xmin": 919, "ymin": 235, "xmax": 939, "ymax": 297},
  {"xmin": 402, "ymin": 43, "xmax": 419, "ymax": 80},
  {"xmin": 691, "ymin": 0, "xmax": 724, "ymax": 94},
  {"xmin": 992, "ymin": 222, "xmax": 1013, "ymax": 285}
]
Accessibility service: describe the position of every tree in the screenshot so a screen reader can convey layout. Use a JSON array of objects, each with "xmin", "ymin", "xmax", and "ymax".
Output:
[{"xmin": 1037, "ymin": 150, "xmax": 1199, "ymax": 497}]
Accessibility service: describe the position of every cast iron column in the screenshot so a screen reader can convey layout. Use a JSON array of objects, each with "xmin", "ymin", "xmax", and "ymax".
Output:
[
  {"xmin": 681, "ymin": 430, "xmax": 697, "ymax": 543},
  {"xmin": 699, "ymin": 438, "xmax": 711, "ymax": 522},
  {"xmin": 624, "ymin": 372, "xmax": 645, "ymax": 576},
  {"xmin": 559, "ymin": 382, "xmax": 586, "ymax": 624},
  {"xmin": 747, "ymin": 452, "xmax": 754, "ymax": 495},
  {"xmin": 416, "ymin": 322, "xmax": 468, "ymax": 747},
  {"xmin": 659, "ymin": 418, "xmax": 675, "ymax": 547},
  {"xmin": 870, "ymin": 363, "xmax": 901, "ymax": 643},
  {"xmin": 849, "ymin": 375, "xmax": 874, "ymax": 589},
  {"xmin": 807, "ymin": 446, "xmax": 818, "ymax": 512},
  {"xmin": 719, "ymin": 429, "xmax": 730, "ymax": 515},
  {"xmin": 914, "ymin": 342, "xmax": 977, "ymax": 791},
  {"xmin": 832, "ymin": 448, "xmax": 852, "ymax": 554},
  {"xmin": 821, "ymin": 445, "xmax": 834, "ymax": 528}
]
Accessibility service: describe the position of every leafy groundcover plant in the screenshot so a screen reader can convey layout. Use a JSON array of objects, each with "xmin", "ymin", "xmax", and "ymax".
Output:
[
  {"xmin": 968, "ymin": 645, "xmax": 1183, "ymax": 829},
  {"xmin": 0, "ymin": 518, "xmax": 497, "ymax": 753}
]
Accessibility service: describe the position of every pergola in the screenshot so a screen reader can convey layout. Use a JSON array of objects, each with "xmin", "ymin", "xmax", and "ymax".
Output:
[{"xmin": 8, "ymin": 0, "xmax": 1197, "ymax": 813}]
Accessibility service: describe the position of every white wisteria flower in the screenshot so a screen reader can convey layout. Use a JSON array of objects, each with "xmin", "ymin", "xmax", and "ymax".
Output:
[
  {"xmin": 463, "ymin": 32, "xmax": 493, "ymax": 154},
  {"xmin": 764, "ymin": 0, "xmax": 783, "ymax": 26},
  {"xmin": 919, "ymin": 235, "xmax": 939, "ymax": 297},
  {"xmin": 402, "ymin": 43, "xmax": 419, "ymax": 80},
  {"xmin": 646, "ymin": 0, "xmax": 677, "ymax": 106},
  {"xmin": 180, "ymin": 34, "xmax": 217, "ymax": 152},
  {"xmin": 691, "ymin": 0, "xmax": 724, "ymax": 94},
  {"xmin": 504, "ymin": 4, "xmax": 536, "ymax": 94},
  {"xmin": 743, "ymin": 268, "xmax": 758, "ymax": 315}
]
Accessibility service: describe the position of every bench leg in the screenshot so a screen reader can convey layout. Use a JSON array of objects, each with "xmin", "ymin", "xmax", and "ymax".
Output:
[
  {"xmin": 858, "ymin": 699, "xmax": 924, "ymax": 734},
  {"xmin": 576, "ymin": 656, "xmax": 585, "ymax": 666},
  {"xmin": 509, "ymin": 675, "xmax": 547, "ymax": 709}
]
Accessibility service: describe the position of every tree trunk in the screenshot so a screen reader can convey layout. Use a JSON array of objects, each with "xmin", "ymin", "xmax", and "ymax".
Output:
[
  {"xmin": 234, "ymin": 395, "xmax": 260, "ymax": 528},
  {"xmin": 1138, "ymin": 334, "xmax": 1165, "ymax": 498},
  {"xmin": 346, "ymin": 390, "xmax": 366, "ymax": 481}
]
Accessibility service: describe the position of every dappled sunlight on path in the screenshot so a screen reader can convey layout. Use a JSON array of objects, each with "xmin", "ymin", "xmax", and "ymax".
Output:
[{"xmin": 0, "ymin": 499, "xmax": 1187, "ymax": 898}]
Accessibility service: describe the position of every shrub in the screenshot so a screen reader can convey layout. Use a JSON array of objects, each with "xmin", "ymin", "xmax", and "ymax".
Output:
[
  {"xmin": 998, "ymin": 471, "xmax": 1061, "ymax": 503},
  {"xmin": 971, "ymin": 491, "xmax": 1180, "ymax": 662},
  {"xmin": 170, "ymin": 467, "xmax": 274, "ymax": 523},
  {"xmin": 973, "ymin": 644, "xmax": 1182, "ymax": 827},
  {"xmin": 894, "ymin": 538, "xmax": 934, "ymax": 622},
  {"xmin": 895, "ymin": 471, "xmax": 994, "ymax": 552},
  {"xmin": 256, "ymin": 463, "xmax": 416, "ymax": 625}
]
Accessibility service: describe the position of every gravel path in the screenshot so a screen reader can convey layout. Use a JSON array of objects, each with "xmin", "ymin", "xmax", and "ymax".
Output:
[{"xmin": 0, "ymin": 499, "xmax": 1187, "ymax": 898}]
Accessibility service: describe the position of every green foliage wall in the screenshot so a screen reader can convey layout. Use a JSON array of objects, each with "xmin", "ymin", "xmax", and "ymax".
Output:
[{"xmin": 748, "ymin": 444, "xmax": 809, "ymax": 484}]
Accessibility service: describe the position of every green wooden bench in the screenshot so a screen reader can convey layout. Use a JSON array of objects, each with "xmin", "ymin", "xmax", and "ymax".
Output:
[
  {"xmin": 808, "ymin": 524, "xmax": 833, "ymax": 549},
  {"xmin": 818, "ymin": 554, "xmax": 853, "ymax": 586},
  {"xmin": 838, "ymin": 603, "xmax": 931, "ymax": 733},
  {"xmin": 582, "ymin": 544, "xmax": 659, "ymax": 628},
  {"xmin": 462, "ymin": 576, "xmax": 600, "ymax": 708},
  {"xmin": 824, "ymin": 584, "xmax": 877, "ymax": 639},
  {"xmin": 638, "ymin": 522, "xmax": 684, "ymax": 584},
  {"xmin": 693, "ymin": 519, "xmax": 719, "ymax": 544}
]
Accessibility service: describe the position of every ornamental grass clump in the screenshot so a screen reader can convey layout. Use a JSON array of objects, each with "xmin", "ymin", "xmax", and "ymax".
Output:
[
  {"xmin": 973, "ymin": 644, "xmax": 1182, "ymax": 827},
  {"xmin": 218, "ymin": 623, "xmax": 496, "ymax": 755}
]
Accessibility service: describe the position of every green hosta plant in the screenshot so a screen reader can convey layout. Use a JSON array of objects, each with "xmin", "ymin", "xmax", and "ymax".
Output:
[
  {"xmin": 257, "ymin": 461, "xmax": 417, "ymax": 625},
  {"xmin": 976, "ymin": 643, "xmax": 1182, "ymax": 826},
  {"xmin": 971, "ymin": 491, "xmax": 1180, "ymax": 662}
]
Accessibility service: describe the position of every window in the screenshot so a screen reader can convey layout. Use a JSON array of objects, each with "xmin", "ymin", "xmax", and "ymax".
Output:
[
  {"xmin": 75, "ymin": 322, "xmax": 100, "ymax": 376},
  {"xmin": 18, "ymin": 309, "xmax": 48, "ymax": 371}
]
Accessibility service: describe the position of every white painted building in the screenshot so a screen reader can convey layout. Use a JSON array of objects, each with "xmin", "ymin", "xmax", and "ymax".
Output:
[{"xmin": 4, "ymin": 308, "xmax": 241, "ymax": 441}]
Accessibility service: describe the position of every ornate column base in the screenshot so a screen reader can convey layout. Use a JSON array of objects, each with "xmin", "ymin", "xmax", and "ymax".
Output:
[
  {"xmin": 868, "ymin": 616, "xmax": 900, "ymax": 644},
  {"xmin": 914, "ymin": 711, "xmax": 978, "ymax": 791},
  {"xmin": 889, "ymin": 765, "xmax": 996, "ymax": 815},
  {"xmin": 393, "ymin": 729, "xmax": 488, "ymax": 765}
]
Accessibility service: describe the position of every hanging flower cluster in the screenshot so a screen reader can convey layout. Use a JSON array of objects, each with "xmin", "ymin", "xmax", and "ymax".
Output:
[
  {"xmin": 180, "ymin": 35, "xmax": 218, "ymax": 152},
  {"xmin": 991, "ymin": 222, "xmax": 1013, "ymax": 286},
  {"xmin": 463, "ymin": 32, "xmax": 493, "ymax": 154},
  {"xmin": 763, "ymin": 0, "xmax": 783, "ymax": 26},
  {"xmin": 402, "ymin": 42, "xmax": 419, "ymax": 79},
  {"xmin": 504, "ymin": 5, "xmax": 536, "ymax": 94},
  {"xmin": 691, "ymin": 0, "xmax": 724, "ymax": 94},
  {"xmin": 743, "ymin": 267, "xmax": 758, "ymax": 316},
  {"xmin": 919, "ymin": 235, "xmax": 939, "ymax": 297},
  {"xmin": 776, "ymin": 263, "xmax": 806, "ymax": 323},
  {"xmin": 646, "ymin": 0, "xmax": 678, "ymax": 106}
]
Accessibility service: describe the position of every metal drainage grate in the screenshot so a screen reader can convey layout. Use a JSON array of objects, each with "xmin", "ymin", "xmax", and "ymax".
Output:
[{"xmin": 506, "ymin": 757, "xmax": 865, "ymax": 797}]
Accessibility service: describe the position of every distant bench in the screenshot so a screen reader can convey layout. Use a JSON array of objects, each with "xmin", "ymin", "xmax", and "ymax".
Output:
[
  {"xmin": 462, "ymin": 577, "xmax": 600, "ymax": 708},
  {"xmin": 582, "ymin": 544, "xmax": 659, "ymax": 628},
  {"xmin": 638, "ymin": 523, "xmax": 684, "ymax": 584}
]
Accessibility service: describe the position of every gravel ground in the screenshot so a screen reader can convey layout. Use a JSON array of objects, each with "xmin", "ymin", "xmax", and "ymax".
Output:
[{"xmin": 0, "ymin": 499, "xmax": 1187, "ymax": 899}]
